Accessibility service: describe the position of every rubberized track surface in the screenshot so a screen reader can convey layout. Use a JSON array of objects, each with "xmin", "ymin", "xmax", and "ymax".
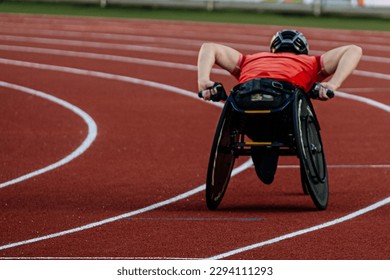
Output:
[{"xmin": 0, "ymin": 14, "xmax": 389, "ymax": 260}]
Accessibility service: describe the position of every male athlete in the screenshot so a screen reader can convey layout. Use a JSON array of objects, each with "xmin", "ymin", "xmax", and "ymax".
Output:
[{"xmin": 197, "ymin": 29, "xmax": 362, "ymax": 184}]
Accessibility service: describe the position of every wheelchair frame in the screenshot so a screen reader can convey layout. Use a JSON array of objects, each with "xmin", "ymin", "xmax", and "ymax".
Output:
[{"xmin": 205, "ymin": 87, "xmax": 329, "ymax": 211}]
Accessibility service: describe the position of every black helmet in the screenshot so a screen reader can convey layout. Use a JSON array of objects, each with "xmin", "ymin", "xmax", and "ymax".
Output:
[{"xmin": 270, "ymin": 29, "xmax": 309, "ymax": 55}]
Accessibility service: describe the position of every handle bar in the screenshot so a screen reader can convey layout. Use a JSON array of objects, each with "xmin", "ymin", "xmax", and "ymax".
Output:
[
  {"xmin": 309, "ymin": 82, "xmax": 334, "ymax": 99},
  {"xmin": 198, "ymin": 82, "xmax": 228, "ymax": 102},
  {"xmin": 198, "ymin": 82, "xmax": 334, "ymax": 101}
]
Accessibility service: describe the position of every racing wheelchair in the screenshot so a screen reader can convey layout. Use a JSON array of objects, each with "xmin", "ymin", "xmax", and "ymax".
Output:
[{"xmin": 199, "ymin": 78, "xmax": 334, "ymax": 211}]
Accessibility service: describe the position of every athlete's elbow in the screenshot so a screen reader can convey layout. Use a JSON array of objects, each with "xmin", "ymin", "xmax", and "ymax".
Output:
[
  {"xmin": 349, "ymin": 44, "xmax": 363, "ymax": 59},
  {"xmin": 199, "ymin": 42, "xmax": 216, "ymax": 53}
]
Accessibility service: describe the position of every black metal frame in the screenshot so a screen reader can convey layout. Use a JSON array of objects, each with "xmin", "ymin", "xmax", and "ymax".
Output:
[{"xmin": 205, "ymin": 88, "xmax": 329, "ymax": 210}]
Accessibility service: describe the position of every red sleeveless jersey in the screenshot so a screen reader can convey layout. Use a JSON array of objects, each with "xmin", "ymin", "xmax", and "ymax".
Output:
[{"xmin": 232, "ymin": 52, "xmax": 329, "ymax": 92}]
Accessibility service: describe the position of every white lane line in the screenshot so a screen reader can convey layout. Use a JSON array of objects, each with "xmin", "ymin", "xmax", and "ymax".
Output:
[
  {"xmin": 336, "ymin": 90, "xmax": 390, "ymax": 113},
  {"xmin": 206, "ymin": 90, "xmax": 390, "ymax": 259},
  {"xmin": 2, "ymin": 15, "xmax": 390, "ymax": 44},
  {"xmin": 207, "ymin": 196, "xmax": 390, "ymax": 260},
  {"xmin": 0, "ymin": 57, "xmax": 230, "ymax": 251},
  {"xmin": 0, "ymin": 24, "xmax": 375, "ymax": 44},
  {"xmin": 340, "ymin": 88, "xmax": 389, "ymax": 93},
  {"xmin": 278, "ymin": 164, "xmax": 390, "ymax": 169},
  {"xmin": 361, "ymin": 55, "xmax": 390, "ymax": 64},
  {"xmin": 0, "ymin": 81, "xmax": 97, "ymax": 189},
  {"xmin": 1, "ymin": 27, "xmax": 390, "ymax": 52},
  {"xmin": 329, "ymin": 164, "xmax": 390, "ymax": 168},
  {"xmin": 0, "ymin": 159, "xmax": 253, "ymax": 251},
  {"xmin": 205, "ymin": 89, "xmax": 390, "ymax": 260},
  {"xmin": 2, "ymin": 34, "xmax": 390, "ymax": 65},
  {"xmin": 2, "ymin": 44, "xmax": 390, "ymax": 81},
  {"xmin": 0, "ymin": 29, "xmax": 257, "ymax": 51},
  {"xmin": 0, "ymin": 35, "xmax": 198, "ymax": 56},
  {"xmin": 0, "ymin": 58, "xmax": 389, "ymax": 258},
  {"xmin": 0, "ymin": 45, "xmax": 201, "ymax": 73},
  {"xmin": 0, "ymin": 57, "xmax": 222, "ymax": 109},
  {"xmin": 354, "ymin": 69, "xmax": 390, "ymax": 81}
]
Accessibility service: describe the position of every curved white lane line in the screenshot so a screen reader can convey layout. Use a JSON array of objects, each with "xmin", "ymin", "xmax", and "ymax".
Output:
[
  {"xmin": 207, "ymin": 197, "xmax": 390, "ymax": 260},
  {"xmin": 2, "ymin": 16, "xmax": 390, "ymax": 45},
  {"xmin": 2, "ymin": 44, "xmax": 390, "ymax": 82},
  {"xmin": 0, "ymin": 44, "xmax": 200, "ymax": 72},
  {"xmin": 0, "ymin": 58, "xmax": 388, "ymax": 258},
  {"xmin": 1, "ymin": 29, "xmax": 390, "ymax": 52},
  {"xmin": 0, "ymin": 35, "xmax": 198, "ymax": 56},
  {"xmin": 0, "ymin": 57, "xmax": 228, "ymax": 251},
  {"xmin": 278, "ymin": 164, "xmax": 390, "ymax": 169},
  {"xmin": 0, "ymin": 159, "xmax": 253, "ymax": 251},
  {"xmin": 0, "ymin": 81, "xmax": 98, "ymax": 188},
  {"xmin": 340, "ymin": 88, "xmax": 389, "ymax": 93},
  {"xmin": 2, "ymin": 45, "xmax": 390, "ymax": 80},
  {"xmin": 0, "ymin": 57, "xmax": 223, "ymax": 110},
  {"xmin": 354, "ymin": 69, "xmax": 390, "ymax": 81},
  {"xmin": 336, "ymin": 91, "xmax": 390, "ymax": 113},
  {"xmin": 208, "ymin": 90, "xmax": 390, "ymax": 259}
]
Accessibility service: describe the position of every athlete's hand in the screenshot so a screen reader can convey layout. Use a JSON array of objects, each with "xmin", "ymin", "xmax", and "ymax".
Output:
[
  {"xmin": 318, "ymin": 82, "xmax": 336, "ymax": 101},
  {"xmin": 198, "ymin": 80, "xmax": 216, "ymax": 101}
]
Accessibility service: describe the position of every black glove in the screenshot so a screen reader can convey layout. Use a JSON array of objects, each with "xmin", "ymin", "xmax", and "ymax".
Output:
[
  {"xmin": 309, "ymin": 82, "xmax": 334, "ymax": 99},
  {"xmin": 198, "ymin": 82, "xmax": 227, "ymax": 102}
]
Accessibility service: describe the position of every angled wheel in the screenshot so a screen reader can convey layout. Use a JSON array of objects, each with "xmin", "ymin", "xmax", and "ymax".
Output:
[
  {"xmin": 300, "ymin": 159, "xmax": 309, "ymax": 195},
  {"xmin": 294, "ymin": 92, "xmax": 329, "ymax": 210},
  {"xmin": 206, "ymin": 101, "xmax": 238, "ymax": 210}
]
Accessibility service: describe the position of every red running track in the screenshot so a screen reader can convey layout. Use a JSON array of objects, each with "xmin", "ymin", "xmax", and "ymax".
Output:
[{"xmin": 0, "ymin": 14, "xmax": 389, "ymax": 260}]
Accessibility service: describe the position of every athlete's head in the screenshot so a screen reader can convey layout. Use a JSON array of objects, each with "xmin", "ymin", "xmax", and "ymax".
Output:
[{"xmin": 270, "ymin": 29, "xmax": 309, "ymax": 55}]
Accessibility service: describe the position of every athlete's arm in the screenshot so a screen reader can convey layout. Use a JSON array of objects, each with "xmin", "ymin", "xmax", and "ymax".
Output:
[
  {"xmin": 319, "ymin": 45, "xmax": 362, "ymax": 99},
  {"xmin": 197, "ymin": 43, "xmax": 241, "ymax": 99}
]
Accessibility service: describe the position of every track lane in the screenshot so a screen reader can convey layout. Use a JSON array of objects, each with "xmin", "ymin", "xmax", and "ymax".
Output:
[
  {"xmin": 0, "ymin": 14, "xmax": 388, "ymax": 260},
  {"xmin": 0, "ymin": 58, "xmax": 386, "ymax": 258}
]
